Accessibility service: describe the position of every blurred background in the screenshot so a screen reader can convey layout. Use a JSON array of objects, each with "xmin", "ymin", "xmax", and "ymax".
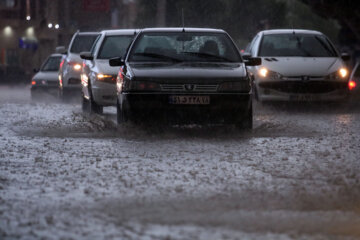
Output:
[{"xmin": 0, "ymin": 0, "xmax": 358, "ymax": 83}]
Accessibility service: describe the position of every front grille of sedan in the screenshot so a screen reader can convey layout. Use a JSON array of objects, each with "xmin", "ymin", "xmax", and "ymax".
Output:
[
  {"xmin": 160, "ymin": 84, "xmax": 218, "ymax": 92},
  {"xmin": 259, "ymin": 81, "xmax": 348, "ymax": 94},
  {"xmin": 68, "ymin": 78, "xmax": 81, "ymax": 85}
]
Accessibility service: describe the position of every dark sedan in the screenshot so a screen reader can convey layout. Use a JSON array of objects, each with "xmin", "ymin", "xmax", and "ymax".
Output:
[{"xmin": 110, "ymin": 28, "xmax": 261, "ymax": 128}]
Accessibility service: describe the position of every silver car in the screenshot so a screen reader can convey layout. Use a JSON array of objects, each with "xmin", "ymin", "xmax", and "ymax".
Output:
[
  {"xmin": 245, "ymin": 29, "xmax": 350, "ymax": 102},
  {"xmin": 58, "ymin": 31, "xmax": 99, "ymax": 100},
  {"xmin": 31, "ymin": 53, "xmax": 62, "ymax": 100},
  {"xmin": 80, "ymin": 29, "xmax": 136, "ymax": 114}
]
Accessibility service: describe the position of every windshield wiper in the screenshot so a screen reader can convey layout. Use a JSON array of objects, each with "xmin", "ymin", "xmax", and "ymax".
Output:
[
  {"xmin": 133, "ymin": 52, "xmax": 182, "ymax": 62},
  {"xmin": 314, "ymin": 36, "xmax": 336, "ymax": 57},
  {"xmin": 182, "ymin": 52, "xmax": 235, "ymax": 62}
]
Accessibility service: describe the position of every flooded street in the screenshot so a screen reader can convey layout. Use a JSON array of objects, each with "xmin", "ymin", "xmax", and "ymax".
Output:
[{"xmin": 1, "ymin": 85, "xmax": 360, "ymax": 240}]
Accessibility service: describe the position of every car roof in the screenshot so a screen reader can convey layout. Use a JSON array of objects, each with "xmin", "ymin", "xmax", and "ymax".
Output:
[
  {"xmin": 101, "ymin": 29, "xmax": 138, "ymax": 36},
  {"xmin": 77, "ymin": 32, "xmax": 99, "ymax": 36},
  {"xmin": 260, "ymin": 29, "xmax": 324, "ymax": 36},
  {"xmin": 140, "ymin": 28, "xmax": 226, "ymax": 33},
  {"xmin": 49, "ymin": 53, "xmax": 63, "ymax": 57}
]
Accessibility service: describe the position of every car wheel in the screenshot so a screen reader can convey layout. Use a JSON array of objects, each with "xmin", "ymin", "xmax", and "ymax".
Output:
[
  {"xmin": 116, "ymin": 100, "xmax": 128, "ymax": 124},
  {"xmin": 253, "ymin": 84, "xmax": 259, "ymax": 101},
  {"xmin": 88, "ymin": 87, "xmax": 103, "ymax": 114},
  {"xmin": 81, "ymin": 93, "xmax": 90, "ymax": 113},
  {"xmin": 236, "ymin": 102, "xmax": 253, "ymax": 130},
  {"xmin": 58, "ymin": 88, "xmax": 64, "ymax": 102}
]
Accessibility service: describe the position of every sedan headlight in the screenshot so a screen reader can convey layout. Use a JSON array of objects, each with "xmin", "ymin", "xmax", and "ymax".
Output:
[
  {"xmin": 258, "ymin": 67, "xmax": 268, "ymax": 78},
  {"xmin": 328, "ymin": 68, "xmax": 349, "ymax": 80},
  {"xmin": 258, "ymin": 67, "xmax": 281, "ymax": 80},
  {"xmin": 96, "ymin": 73, "xmax": 116, "ymax": 84},
  {"xmin": 338, "ymin": 68, "xmax": 348, "ymax": 78},
  {"xmin": 73, "ymin": 64, "xmax": 82, "ymax": 71}
]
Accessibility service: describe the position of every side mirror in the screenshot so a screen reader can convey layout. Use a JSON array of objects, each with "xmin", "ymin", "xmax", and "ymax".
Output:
[
  {"xmin": 341, "ymin": 53, "xmax": 351, "ymax": 61},
  {"xmin": 109, "ymin": 57, "xmax": 124, "ymax": 67},
  {"xmin": 241, "ymin": 52, "xmax": 251, "ymax": 60},
  {"xmin": 80, "ymin": 52, "xmax": 93, "ymax": 61},
  {"xmin": 33, "ymin": 68, "xmax": 39, "ymax": 73},
  {"xmin": 245, "ymin": 57, "xmax": 262, "ymax": 66},
  {"xmin": 55, "ymin": 46, "xmax": 67, "ymax": 54}
]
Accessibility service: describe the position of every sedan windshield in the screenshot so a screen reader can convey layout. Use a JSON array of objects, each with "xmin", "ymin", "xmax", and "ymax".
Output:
[
  {"xmin": 70, "ymin": 35, "xmax": 99, "ymax": 54},
  {"xmin": 129, "ymin": 32, "xmax": 242, "ymax": 63},
  {"xmin": 258, "ymin": 34, "xmax": 337, "ymax": 57},
  {"xmin": 97, "ymin": 35, "xmax": 134, "ymax": 59},
  {"xmin": 41, "ymin": 56, "xmax": 62, "ymax": 71}
]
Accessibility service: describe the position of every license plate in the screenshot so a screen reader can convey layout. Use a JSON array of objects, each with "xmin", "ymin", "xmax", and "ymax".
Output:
[
  {"xmin": 169, "ymin": 96, "xmax": 210, "ymax": 105},
  {"xmin": 289, "ymin": 95, "xmax": 320, "ymax": 101}
]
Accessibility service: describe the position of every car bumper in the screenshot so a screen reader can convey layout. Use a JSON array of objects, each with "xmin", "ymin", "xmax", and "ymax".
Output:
[
  {"xmin": 256, "ymin": 81, "xmax": 349, "ymax": 102},
  {"xmin": 120, "ymin": 92, "xmax": 251, "ymax": 123},
  {"xmin": 31, "ymin": 85, "xmax": 58, "ymax": 94},
  {"xmin": 92, "ymin": 82, "xmax": 117, "ymax": 106}
]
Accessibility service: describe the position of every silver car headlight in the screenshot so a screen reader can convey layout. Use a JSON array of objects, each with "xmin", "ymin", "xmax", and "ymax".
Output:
[
  {"xmin": 257, "ymin": 67, "xmax": 282, "ymax": 80},
  {"xmin": 328, "ymin": 68, "xmax": 348, "ymax": 80}
]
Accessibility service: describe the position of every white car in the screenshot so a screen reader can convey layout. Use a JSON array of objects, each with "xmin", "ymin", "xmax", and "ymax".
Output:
[
  {"xmin": 58, "ymin": 31, "xmax": 99, "ymax": 100},
  {"xmin": 31, "ymin": 53, "xmax": 62, "ymax": 99},
  {"xmin": 245, "ymin": 29, "xmax": 350, "ymax": 102},
  {"xmin": 80, "ymin": 29, "xmax": 137, "ymax": 114}
]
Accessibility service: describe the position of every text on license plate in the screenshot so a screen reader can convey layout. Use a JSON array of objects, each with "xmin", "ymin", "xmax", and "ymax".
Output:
[{"xmin": 169, "ymin": 96, "xmax": 210, "ymax": 105}]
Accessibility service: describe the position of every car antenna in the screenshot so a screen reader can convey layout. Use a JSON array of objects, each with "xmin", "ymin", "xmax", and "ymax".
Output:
[{"xmin": 182, "ymin": 8, "xmax": 185, "ymax": 32}]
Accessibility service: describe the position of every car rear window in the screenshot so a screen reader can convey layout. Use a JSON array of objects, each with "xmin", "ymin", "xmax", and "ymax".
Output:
[
  {"xmin": 41, "ymin": 56, "xmax": 62, "ymax": 72},
  {"xmin": 259, "ymin": 34, "xmax": 337, "ymax": 57},
  {"xmin": 70, "ymin": 35, "xmax": 99, "ymax": 54},
  {"xmin": 97, "ymin": 35, "xmax": 134, "ymax": 59},
  {"xmin": 129, "ymin": 32, "xmax": 242, "ymax": 63}
]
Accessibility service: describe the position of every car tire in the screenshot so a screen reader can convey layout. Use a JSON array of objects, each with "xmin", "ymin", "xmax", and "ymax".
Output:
[
  {"xmin": 116, "ymin": 100, "xmax": 127, "ymax": 124},
  {"xmin": 82, "ymin": 93, "xmax": 90, "ymax": 113},
  {"xmin": 58, "ymin": 88, "xmax": 65, "ymax": 102},
  {"xmin": 253, "ymin": 84, "xmax": 259, "ymax": 101},
  {"xmin": 236, "ymin": 102, "xmax": 253, "ymax": 130},
  {"xmin": 87, "ymin": 83, "xmax": 103, "ymax": 114}
]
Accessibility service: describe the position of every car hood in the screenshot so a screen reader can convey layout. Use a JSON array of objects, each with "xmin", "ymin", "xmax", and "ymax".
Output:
[
  {"xmin": 95, "ymin": 60, "xmax": 120, "ymax": 75},
  {"xmin": 261, "ymin": 57, "xmax": 343, "ymax": 76},
  {"xmin": 33, "ymin": 71, "xmax": 59, "ymax": 81},
  {"xmin": 128, "ymin": 62, "xmax": 247, "ymax": 83}
]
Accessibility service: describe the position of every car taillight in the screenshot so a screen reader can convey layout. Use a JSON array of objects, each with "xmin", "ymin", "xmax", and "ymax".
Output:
[
  {"xmin": 116, "ymin": 67, "xmax": 124, "ymax": 92},
  {"xmin": 126, "ymin": 81, "xmax": 160, "ymax": 92},
  {"xmin": 31, "ymin": 80, "xmax": 36, "ymax": 85},
  {"xmin": 349, "ymin": 80, "xmax": 356, "ymax": 90},
  {"xmin": 59, "ymin": 59, "xmax": 64, "ymax": 69},
  {"xmin": 218, "ymin": 81, "xmax": 250, "ymax": 92}
]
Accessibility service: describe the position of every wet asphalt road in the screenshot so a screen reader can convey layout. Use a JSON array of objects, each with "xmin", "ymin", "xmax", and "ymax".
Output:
[{"xmin": 1, "ymin": 85, "xmax": 360, "ymax": 240}]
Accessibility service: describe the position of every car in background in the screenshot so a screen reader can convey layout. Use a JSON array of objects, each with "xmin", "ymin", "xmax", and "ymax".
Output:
[
  {"xmin": 244, "ymin": 29, "xmax": 350, "ymax": 102},
  {"xmin": 80, "ymin": 29, "xmax": 137, "ymax": 114},
  {"xmin": 31, "ymin": 53, "xmax": 63, "ymax": 100},
  {"xmin": 348, "ymin": 61, "xmax": 360, "ymax": 98},
  {"xmin": 110, "ymin": 28, "xmax": 261, "ymax": 128},
  {"xmin": 58, "ymin": 31, "xmax": 99, "ymax": 100}
]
